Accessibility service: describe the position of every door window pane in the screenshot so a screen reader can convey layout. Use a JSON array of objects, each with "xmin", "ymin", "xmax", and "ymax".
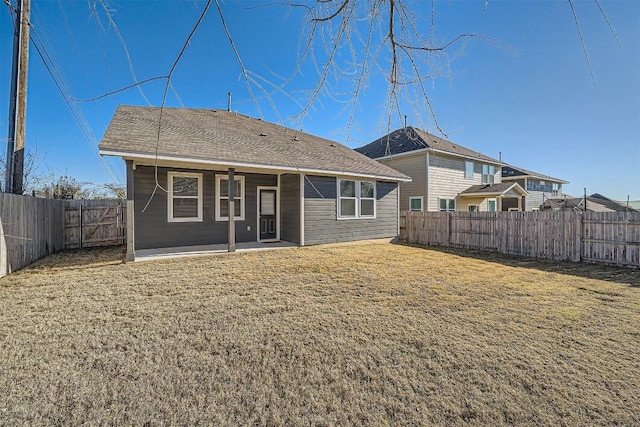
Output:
[{"xmin": 261, "ymin": 192, "xmax": 276, "ymax": 215}]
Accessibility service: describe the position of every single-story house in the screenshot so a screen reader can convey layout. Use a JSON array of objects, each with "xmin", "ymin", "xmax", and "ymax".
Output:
[{"xmin": 99, "ymin": 106, "xmax": 410, "ymax": 261}]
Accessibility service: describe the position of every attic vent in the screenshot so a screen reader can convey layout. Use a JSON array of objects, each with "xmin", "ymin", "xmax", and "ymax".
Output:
[
  {"xmin": 259, "ymin": 132, "xmax": 268, "ymax": 136},
  {"xmin": 330, "ymin": 143, "xmax": 337, "ymax": 147},
  {"xmin": 293, "ymin": 135, "xmax": 300, "ymax": 141}
]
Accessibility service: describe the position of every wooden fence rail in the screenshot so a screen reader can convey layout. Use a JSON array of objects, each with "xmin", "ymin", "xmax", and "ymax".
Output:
[
  {"xmin": 400, "ymin": 211, "xmax": 640, "ymax": 267},
  {"xmin": 1, "ymin": 195, "xmax": 126, "ymax": 277}
]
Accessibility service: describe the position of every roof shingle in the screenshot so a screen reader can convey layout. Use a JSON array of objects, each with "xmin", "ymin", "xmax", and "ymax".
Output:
[
  {"xmin": 355, "ymin": 127, "xmax": 501, "ymax": 164},
  {"xmin": 99, "ymin": 106, "xmax": 409, "ymax": 181}
]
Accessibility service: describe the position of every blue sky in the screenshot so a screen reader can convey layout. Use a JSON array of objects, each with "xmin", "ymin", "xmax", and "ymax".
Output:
[{"xmin": 1, "ymin": 0, "xmax": 639, "ymax": 200}]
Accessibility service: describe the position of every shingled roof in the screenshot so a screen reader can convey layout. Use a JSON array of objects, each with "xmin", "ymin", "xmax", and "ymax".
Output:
[
  {"xmin": 459, "ymin": 182, "xmax": 528, "ymax": 197},
  {"xmin": 502, "ymin": 164, "xmax": 568, "ymax": 184},
  {"xmin": 355, "ymin": 127, "xmax": 501, "ymax": 164},
  {"xmin": 99, "ymin": 106, "xmax": 410, "ymax": 182}
]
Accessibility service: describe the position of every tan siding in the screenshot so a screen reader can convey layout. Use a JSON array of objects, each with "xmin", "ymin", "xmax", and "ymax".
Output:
[
  {"xmin": 457, "ymin": 197, "xmax": 492, "ymax": 212},
  {"xmin": 380, "ymin": 154, "xmax": 426, "ymax": 211},
  {"xmin": 428, "ymin": 155, "xmax": 501, "ymax": 211},
  {"xmin": 378, "ymin": 152, "xmax": 501, "ymax": 212},
  {"xmin": 527, "ymin": 191, "xmax": 562, "ymax": 211}
]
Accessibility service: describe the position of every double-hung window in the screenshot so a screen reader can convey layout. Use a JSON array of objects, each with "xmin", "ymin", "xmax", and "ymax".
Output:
[
  {"xmin": 552, "ymin": 183, "xmax": 560, "ymax": 196},
  {"xmin": 439, "ymin": 198, "xmax": 456, "ymax": 212},
  {"xmin": 215, "ymin": 175, "xmax": 245, "ymax": 221},
  {"xmin": 409, "ymin": 196, "xmax": 423, "ymax": 212},
  {"xmin": 167, "ymin": 172, "xmax": 203, "ymax": 222},
  {"xmin": 465, "ymin": 161, "xmax": 474, "ymax": 179},
  {"xmin": 482, "ymin": 164, "xmax": 495, "ymax": 184},
  {"xmin": 338, "ymin": 179, "xmax": 376, "ymax": 219}
]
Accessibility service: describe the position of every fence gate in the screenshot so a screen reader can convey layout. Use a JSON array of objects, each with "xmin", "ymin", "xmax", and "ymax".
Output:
[{"xmin": 64, "ymin": 202, "xmax": 126, "ymax": 249}]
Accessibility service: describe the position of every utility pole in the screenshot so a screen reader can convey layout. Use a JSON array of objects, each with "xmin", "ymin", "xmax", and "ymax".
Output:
[{"xmin": 4, "ymin": 0, "xmax": 30, "ymax": 194}]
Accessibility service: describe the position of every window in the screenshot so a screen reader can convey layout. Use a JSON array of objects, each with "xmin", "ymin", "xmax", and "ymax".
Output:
[
  {"xmin": 439, "ymin": 198, "xmax": 456, "ymax": 212},
  {"xmin": 482, "ymin": 164, "xmax": 495, "ymax": 184},
  {"xmin": 552, "ymin": 183, "xmax": 560, "ymax": 196},
  {"xmin": 168, "ymin": 172, "xmax": 202, "ymax": 222},
  {"xmin": 468, "ymin": 205, "xmax": 479, "ymax": 212},
  {"xmin": 527, "ymin": 179, "xmax": 553, "ymax": 193},
  {"xmin": 465, "ymin": 161, "xmax": 474, "ymax": 179},
  {"xmin": 487, "ymin": 199, "xmax": 497, "ymax": 212},
  {"xmin": 360, "ymin": 181, "xmax": 375, "ymax": 217},
  {"xmin": 338, "ymin": 179, "xmax": 376, "ymax": 218},
  {"xmin": 216, "ymin": 174, "xmax": 245, "ymax": 221},
  {"xmin": 409, "ymin": 197, "xmax": 423, "ymax": 212}
]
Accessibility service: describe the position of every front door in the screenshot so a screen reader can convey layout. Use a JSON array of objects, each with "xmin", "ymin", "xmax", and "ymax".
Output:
[{"xmin": 259, "ymin": 189, "xmax": 277, "ymax": 241}]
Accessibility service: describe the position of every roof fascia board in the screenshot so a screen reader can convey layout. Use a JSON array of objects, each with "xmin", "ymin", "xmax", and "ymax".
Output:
[
  {"xmin": 100, "ymin": 149, "xmax": 412, "ymax": 182},
  {"xmin": 460, "ymin": 183, "xmax": 528, "ymax": 198},
  {"xmin": 502, "ymin": 175, "xmax": 569, "ymax": 184},
  {"xmin": 375, "ymin": 146, "xmax": 502, "ymax": 165}
]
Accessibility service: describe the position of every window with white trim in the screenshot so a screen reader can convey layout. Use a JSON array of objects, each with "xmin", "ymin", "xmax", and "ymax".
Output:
[
  {"xmin": 465, "ymin": 161, "xmax": 474, "ymax": 179},
  {"xmin": 552, "ymin": 182, "xmax": 560, "ymax": 196},
  {"xmin": 215, "ymin": 174, "xmax": 245, "ymax": 221},
  {"xmin": 338, "ymin": 179, "xmax": 376, "ymax": 219},
  {"xmin": 487, "ymin": 199, "xmax": 497, "ymax": 212},
  {"xmin": 439, "ymin": 198, "xmax": 456, "ymax": 212},
  {"xmin": 468, "ymin": 205, "xmax": 479, "ymax": 212},
  {"xmin": 482, "ymin": 164, "xmax": 495, "ymax": 184},
  {"xmin": 409, "ymin": 196, "xmax": 423, "ymax": 212},
  {"xmin": 167, "ymin": 172, "xmax": 203, "ymax": 222}
]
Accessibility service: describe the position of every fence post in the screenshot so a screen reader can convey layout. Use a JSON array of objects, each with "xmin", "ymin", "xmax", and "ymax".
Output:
[
  {"xmin": 79, "ymin": 204, "xmax": 83, "ymax": 250},
  {"xmin": 447, "ymin": 212, "xmax": 452, "ymax": 246}
]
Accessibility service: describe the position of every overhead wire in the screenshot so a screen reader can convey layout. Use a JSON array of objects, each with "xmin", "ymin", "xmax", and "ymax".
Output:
[
  {"xmin": 25, "ymin": 3, "xmax": 122, "ymax": 185},
  {"xmin": 141, "ymin": 0, "xmax": 212, "ymax": 212}
]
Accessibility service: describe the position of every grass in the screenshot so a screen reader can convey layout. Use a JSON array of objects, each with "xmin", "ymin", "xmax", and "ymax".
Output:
[{"xmin": 0, "ymin": 242, "xmax": 638, "ymax": 425}]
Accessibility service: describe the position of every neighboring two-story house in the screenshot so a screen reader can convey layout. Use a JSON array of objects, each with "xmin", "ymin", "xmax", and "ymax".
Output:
[
  {"xmin": 356, "ymin": 127, "xmax": 528, "ymax": 212},
  {"xmin": 501, "ymin": 165, "xmax": 568, "ymax": 211}
]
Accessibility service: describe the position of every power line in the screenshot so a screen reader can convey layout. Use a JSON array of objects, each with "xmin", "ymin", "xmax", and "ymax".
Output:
[{"xmin": 27, "ymin": 16, "xmax": 122, "ymax": 185}]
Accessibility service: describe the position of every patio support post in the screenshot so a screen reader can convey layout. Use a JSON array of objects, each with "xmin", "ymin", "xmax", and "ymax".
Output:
[{"xmin": 228, "ymin": 167, "xmax": 236, "ymax": 252}]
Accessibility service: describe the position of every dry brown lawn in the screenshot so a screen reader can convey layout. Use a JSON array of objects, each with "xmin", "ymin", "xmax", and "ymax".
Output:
[{"xmin": 0, "ymin": 242, "xmax": 638, "ymax": 426}]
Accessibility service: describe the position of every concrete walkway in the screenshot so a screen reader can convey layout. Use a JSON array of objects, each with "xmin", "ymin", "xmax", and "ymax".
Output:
[{"xmin": 134, "ymin": 241, "xmax": 299, "ymax": 262}]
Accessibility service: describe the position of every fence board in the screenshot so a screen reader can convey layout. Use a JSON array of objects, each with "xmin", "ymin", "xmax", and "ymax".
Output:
[
  {"xmin": 64, "ymin": 203, "xmax": 126, "ymax": 249},
  {"xmin": 1, "ymin": 193, "xmax": 65, "ymax": 277},
  {"xmin": 400, "ymin": 211, "xmax": 640, "ymax": 267}
]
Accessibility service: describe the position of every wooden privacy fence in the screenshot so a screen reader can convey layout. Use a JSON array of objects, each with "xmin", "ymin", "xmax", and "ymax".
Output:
[
  {"xmin": 1, "ymin": 193, "xmax": 65, "ymax": 277},
  {"xmin": 1, "ymin": 195, "xmax": 126, "ymax": 277},
  {"xmin": 400, "ymin": 211, "xmax": 640, "ymax": 267},
  {"xmin": 64, "ymin": 200, "xmax": 126, "ymax": 249}
]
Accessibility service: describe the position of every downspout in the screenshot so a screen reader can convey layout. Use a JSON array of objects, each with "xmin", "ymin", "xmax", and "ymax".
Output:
[
  {"xmin": 125, "ymin": 160, "xmax": 135, "ymax": 262},
  {"xmin": 425, "ymin": 151, "xmax": 430, "ymax": 211},
  {"xmin": 299, "ymin": 174, "xmax": 305, "ymax": 246},
  {"xmin": 228, "ymin": 167, "xmax": 236, "ymax": 252}
]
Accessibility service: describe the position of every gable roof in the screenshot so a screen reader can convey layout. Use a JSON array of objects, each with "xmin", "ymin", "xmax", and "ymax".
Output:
[
  {"xmin": 355, "ymin": 127, "xmax": 501, "ymax": 164},
  {"xmin": 459, "ymin": 182, "xmax": 528, "ymax": 197},
  {"xmin": 502, "ymin": 164, "xmax": 568, "ymax": 184},
  {"xmin": 588, "ymin": 193, "xmax": 638, "ymax": 212},
  {"xmin": 543, "ymin": 196, "xmax": 638, "ymax": 212},
  {"xmin": 99, "ymin": 106, "xmax": 410, "ymax": 182}
]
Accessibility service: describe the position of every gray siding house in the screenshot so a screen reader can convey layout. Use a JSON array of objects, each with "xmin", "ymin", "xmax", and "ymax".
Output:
[
  {"xmin": 99, "ymin": 106, "xmax": 409, "ymax": 261},
  {"xmin": 502, "ymin": 165, "xmax": 568, "ymax": 211},
  {"xmin": 356, "ymin": 127, "xmax": 527, "ymax": 212}
]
